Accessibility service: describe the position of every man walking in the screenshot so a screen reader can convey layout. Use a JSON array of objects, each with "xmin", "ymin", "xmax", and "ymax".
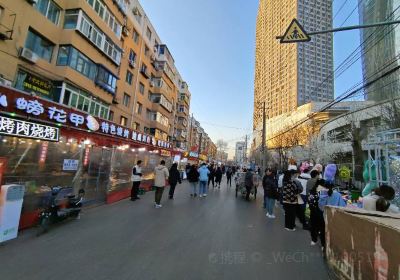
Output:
[
  {"xmin": 226, "ymin": 167, "xmax": 233, "ymax": 187},
  {"xmin": 131, "ymin": 160, "xmax": 143, "ymax": 201},
  {"xmin": 154, "ymin": 160, "xmax": 169, "ymax": 208},
  {"xmin": 208, "ymin": 164, "xmax": 215, "ymax": 188},
  {"xmin": 198, "ymin": 163, "xmax": 210, "ymax": 198}
]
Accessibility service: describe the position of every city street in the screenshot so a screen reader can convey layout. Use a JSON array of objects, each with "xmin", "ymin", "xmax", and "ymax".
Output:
[{"xmin": 1, "ymin": 180, "xmax": 329, "ymax": 280}]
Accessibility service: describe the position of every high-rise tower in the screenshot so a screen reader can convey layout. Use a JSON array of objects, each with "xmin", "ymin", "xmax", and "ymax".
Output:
[
  {"xmin": 359, "ymin": 0, "xmax": 400, "ymax": 102},
  {"xmin": 253, "ymin": 0, "xmax": 334, "ymax": 131}
]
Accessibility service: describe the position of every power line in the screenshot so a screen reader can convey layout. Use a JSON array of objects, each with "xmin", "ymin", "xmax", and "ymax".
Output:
[
  {"xmin": 267, "ymin": 54, "xmax": 400, "ymax": 142},
  {"xmin": 339, "ymin": 0, "xmax": 364, "ymax": 27},
  {"xmin": 333, "ymin": 0, "xmax": 350, "ymax": 21}
]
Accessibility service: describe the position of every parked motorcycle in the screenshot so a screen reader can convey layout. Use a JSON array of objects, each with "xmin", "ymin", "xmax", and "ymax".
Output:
[{"xmin": 37, "ymin": 186, "xmax": 85, "ymax": 235}]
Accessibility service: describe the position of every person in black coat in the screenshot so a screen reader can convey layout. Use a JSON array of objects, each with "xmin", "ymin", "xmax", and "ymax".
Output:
[
  {"xmin": 187, "ymin": 164, "xmax": 200, "ymax": 197},
  {"xmin": 168, "ymin": 163, "xmax": 182, "ymax": 199},
  {"xmin": 215, "ymin": 166, "xmax": 223, "ymax": 188},
  {"xmin": 263, "ymin": 168, "xmax": 278, "ymax": 218},
  {"xmin": 226, "ymin": 167, "xmax": 233, "ymax": 187},
  {"xmin": 208, "ymin": 164, "xmax": 215, "ymax": 188}
]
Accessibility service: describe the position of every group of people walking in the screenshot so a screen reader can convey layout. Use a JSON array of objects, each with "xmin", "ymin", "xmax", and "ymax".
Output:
[
  {"xmin": 130, "ymin": 160, "xmax": 181, "ymax": 208},
  {"xmin": 260, "ymin": 162, "xmax": 347, "ymax": 251}
]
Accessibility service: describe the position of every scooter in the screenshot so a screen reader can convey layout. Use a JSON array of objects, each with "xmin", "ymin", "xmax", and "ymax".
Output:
[{"xmin": 37, "ymin": 186, "xmax": 85, "ymax": 235}]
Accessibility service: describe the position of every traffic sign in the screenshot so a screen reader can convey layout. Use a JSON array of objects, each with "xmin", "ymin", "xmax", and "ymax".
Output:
[{"xmin": 279, "ymin": 19, "xmax": 310, "ymax": 43}]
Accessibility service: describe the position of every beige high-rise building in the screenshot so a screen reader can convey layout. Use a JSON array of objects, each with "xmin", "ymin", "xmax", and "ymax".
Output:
[{"xmin": 253, "ymin": 0, "xmax": 334, "ymax": 131}]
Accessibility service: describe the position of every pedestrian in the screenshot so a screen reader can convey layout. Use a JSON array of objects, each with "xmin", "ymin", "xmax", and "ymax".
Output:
[
  {"xmin": 215, "ymin": 166, "xmax": 223, "ymax": 188},
  {"xmin": 363, "ymin": 185, "xmax": 400, "ymax": 214},
  {"xmin": 263, "ymin": 168, "xmax": 278, "ymax": 218},
  {"xmin": 153, "ymin": 160, "xmax": 169, "ymax": 208},
  {"xmin": 187, "ymin": 164, "xmax": 200, "ymax": 197},
  {"xmin": 306, "ymin": 170, "xmax": 320, "ymax": 195},
  {"xmin": 244, "ymin": 168, "xmax": 254, "ymax": 201},
  {"xmin": 168, "ymin": 163, "xmax": 182, "ymax": 199},
  {"xmin": 130, "ymin": 160, "xmax": 143, "ymax": 201},
  {"xmin": 282, "ymin": 170, "xmax": 302, "ymax": 231},
  {"xmin": 297, "ymin": 163, "xmax": 311, "ymax": 229},
  {"xmin": 208, "ymin": 164, "xmax": 215, "ymax": 188},
  {"xmin": 198, "ymin": 163, "xmax": 210, "ymax": 198},
  {"xmin": 318, "ymin": 182, "xmax": 347, "ymax": 212},
  {"xmin": 308, "ymin": 179, "xmax": 325, "ymax": 248},
  {"xmin": 226, "ymin": 167, "xmax": 233, "ymax": 187}
]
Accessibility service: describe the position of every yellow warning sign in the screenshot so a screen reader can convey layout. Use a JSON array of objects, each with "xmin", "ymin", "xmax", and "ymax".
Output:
[{"xmin": 280, "ymin": 19, "xmax": 310, "ymax": 43}]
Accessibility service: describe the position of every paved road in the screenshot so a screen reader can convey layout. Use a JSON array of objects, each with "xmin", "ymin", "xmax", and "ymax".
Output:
[{"xmin": 0, "ymin": 180, "xmax": 330, "ymax": 280}]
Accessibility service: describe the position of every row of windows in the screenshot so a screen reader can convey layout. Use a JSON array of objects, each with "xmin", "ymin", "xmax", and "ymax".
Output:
[
  {"xmin": 85, "ymin": 0, "xmax": 122, "ymax": 38},
  {"xmin": 55, "ymin": 45, "xmax": 117, "ymax": 94},
  {"xmin": 34, "ymin": 0, "xmax": 122, "ymax": 41},
  {"xmin": 62, "ymin": 84, "xmax": 109, "ymax": 120}
]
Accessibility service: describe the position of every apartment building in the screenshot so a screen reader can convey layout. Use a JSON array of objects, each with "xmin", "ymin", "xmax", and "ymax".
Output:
[
  {"xmin": 0, "ymin": 0, "xmax": 191, "ymax": 149},
  {"xmin": 187, "ymin": 116, "xmax": 216, "ymax": 161},
  {"xmin": 254, "ymin": 0, "xmax": 334, "ymax": 129}
]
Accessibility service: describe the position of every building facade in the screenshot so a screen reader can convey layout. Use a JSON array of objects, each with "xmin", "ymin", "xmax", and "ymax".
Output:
[
  {"xmin": 187, "ymin": 116, "xmax": 216, "ymax": 161},
  {"xmin": 0, "ymin": 0, "xmax": 193, "ymax": 229},
  {"xmin": 0, "ymin": 0, "xmax": 191, "ymax": 148},
  {"xmin": 358, "ymin": 0, "xmax": 400, "ymax": 102},
  {"xmin": 253, "ymin": 0, "xmax": 334, "ymax": 130},
  {"xmin": 235, "ymin": 141, "xmax": 246, "ymax": 165}
]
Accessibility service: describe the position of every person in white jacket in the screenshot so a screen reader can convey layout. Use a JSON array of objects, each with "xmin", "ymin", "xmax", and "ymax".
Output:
[
  {"xmin": 131, "ymin": 160, "xmax": 143, "ymax": 201},
  {"xmin": 154, "ymin": 160, "xmax": 169, "ymax": 208}
]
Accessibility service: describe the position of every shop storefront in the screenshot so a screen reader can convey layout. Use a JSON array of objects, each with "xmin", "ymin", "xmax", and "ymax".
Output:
[{"xmin": 0, "ymin": 85, "xmax": 172, "ymax": 229}]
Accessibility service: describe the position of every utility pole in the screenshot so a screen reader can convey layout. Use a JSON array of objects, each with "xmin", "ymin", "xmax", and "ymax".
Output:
[
  {"xmin": 244, "ymin": 134, "xmax": 248, "ymax": 165},
  {"xmin": 262, "ymin": 101, "xmax": 266, "ymax": 152}
]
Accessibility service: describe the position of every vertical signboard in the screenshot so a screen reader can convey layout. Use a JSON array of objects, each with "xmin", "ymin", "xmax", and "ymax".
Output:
[{"xmin": 0, "ymin": 185, "xmax": 25, "ymax": 243}]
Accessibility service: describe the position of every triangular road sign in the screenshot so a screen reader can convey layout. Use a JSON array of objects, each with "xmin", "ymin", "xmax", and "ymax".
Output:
[{"xmin": 280, "ymin": 19, "xmax": 310, "ymax": 43}]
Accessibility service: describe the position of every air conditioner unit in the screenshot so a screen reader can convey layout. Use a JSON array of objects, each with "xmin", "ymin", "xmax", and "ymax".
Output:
[
  {"xmin": 122, "ymin": 26, "xmax": 130, "ymax": 37},
  {"xmin": 0, "ymin": 77, "xmax": 12, "ymax": 87},
  {"xmin": 19, "ymin": 47, "xmax": 38, "ymax": 64},
  {"xmin": 132, "ymin": 7, "xmax": 139, "ymax": 15},
  {"xmin": 27, "ymin": 0, "xmax": 38, "ymax": 4}
]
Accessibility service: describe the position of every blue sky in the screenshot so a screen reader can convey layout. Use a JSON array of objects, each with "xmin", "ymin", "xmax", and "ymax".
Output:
[{"xmin": 140, "ymin": 0, "xmax": 363, "ymax": 157}]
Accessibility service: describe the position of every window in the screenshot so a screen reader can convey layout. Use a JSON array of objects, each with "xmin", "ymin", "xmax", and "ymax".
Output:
[
  {"xmin": 179, "ymin": 105, "xmax": 184, "ymax": 113},
  {"xmin": 132, "ymin": 29, "xmax": 139, "ymax": 44},
  {"xmin": 86, "ymin": 0, "xmax": 122, "ymax": 38},
  {"xmin": 62, "ymin": 84, "xmax": 109, "ymax": 119},
  {"xmin": 139, "ymin": 83, "xmax": 145, "ymax": 95},
  {"xmin": 64, "ymin": 10, "xmax": 79, "ymax": 29},
  {"xmin": 144, "ymin": 45, "xmax": 149, "ymax": 57},
  {"xmin": 36, "ymin": 0, "xmax": 61, "ymax": 25},
  {"xmin": 108, "ymin": 110, "xmax": 114, "ymax": 121},
  {"xmin": 123, "ymin": 93, "xmax": 130, "ymax": 107},
  {"xmin": 120, "ymin": 116, "xmax": 127, "ymax": 126},
  {"xmin": 72, "ymin": 11, "xmax": 122, "ymax": 65},
  {"xmin": 133, "ymin": 122, "xmax": 140, "ymax": 131},
  {"xmin": 128, "ymin": 49, "xmax": 136, "ymax": 62},
  {"xmin": 95, "ymin": 66, "xmax": 117, "ymax": 94},
  {"xmin": 25, "ymin": 29, "xmax": 54, "ymax": 62},
  {"xmin": 144, "ymin": 127, "xmax": 150, "ymax": 134},
  {"xmin": 135, "ymin": 102, "xmax": 142, "ymax": 115},
  {"xmin": 146, "ymin": 27, "xmax": 152, "ymax": 40},
  {"xmin": 125, "ymin": 71, "xmax": 133, "ymax": 85},
  {"xmin": 57, "ymin": 46, "xmax": 97, "ymax": 81}
]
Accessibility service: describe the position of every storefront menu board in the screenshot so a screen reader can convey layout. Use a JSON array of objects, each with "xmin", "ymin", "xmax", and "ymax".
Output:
[{"xmin": 0, "ymin": 184, "xmax": 25, "ymax": 243}]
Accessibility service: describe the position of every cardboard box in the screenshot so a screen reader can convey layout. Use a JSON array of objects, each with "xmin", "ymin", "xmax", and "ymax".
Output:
[{"xmin": 325, "ymin": 207, "xmax": 400, "ymax": 280}]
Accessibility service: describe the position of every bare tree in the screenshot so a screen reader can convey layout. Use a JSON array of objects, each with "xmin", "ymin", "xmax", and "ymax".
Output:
[{"xmin": 382, "ymin": 98, "xmax": 400, "ymax": 129}]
